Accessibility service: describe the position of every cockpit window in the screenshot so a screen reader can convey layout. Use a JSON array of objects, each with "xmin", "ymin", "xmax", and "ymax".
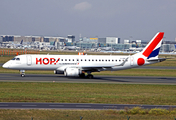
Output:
[
  {"xmin": 16, "ymin": 58, "xmax": 20, "ymax": 61},
  {"xmin": 11, "ymin": 58, "xmax": 20, "ymax": 60},
  {"xmin": 12, "ymin": 58, "xmax": 16, "ymax": 60}
]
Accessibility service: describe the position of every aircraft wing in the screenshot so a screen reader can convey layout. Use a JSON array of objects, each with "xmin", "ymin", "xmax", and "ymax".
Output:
[
  {"xmin": 80, "ymin": 65, "xmax": 113, "ymax": 72},
  {"xmin": 56, "ymin": 57, "xmax": 129, "ymax": 72},
  {"xmin": 81, "ymin": 58, "xmax": 128, "ymax": 72}
]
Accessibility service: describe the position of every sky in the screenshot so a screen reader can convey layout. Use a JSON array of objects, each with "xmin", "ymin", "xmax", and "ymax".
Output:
[{"xmin": 0, "ymin": 0, "xmax": 176, "ymax": 41}]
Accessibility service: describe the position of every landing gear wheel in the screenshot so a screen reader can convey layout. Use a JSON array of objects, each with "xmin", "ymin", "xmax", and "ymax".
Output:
[
  {"xmin": 79, "ymin": 73, "xmax": 85, "ymax": 78},
  {"xmin": 21, "ymin": 74, "xmax": 25, "ymax": 77},
  {"xmin": 64, "ymin": 71, "xmax": 67, "ymax": 76},
  {"xmin": 20, "ymin": 70, "xmax": 25, "ymax": 77},
  {"xmin": 87, "ymin": 74, "xmax": 93, "ymax": 79}
]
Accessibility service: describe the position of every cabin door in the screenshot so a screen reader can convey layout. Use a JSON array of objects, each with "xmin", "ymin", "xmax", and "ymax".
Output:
[
  {"xmin": 130, "ymin": 57, "xmax": 134, "ymax": 66},
  {"xmin": 27, "ymin": 55, "xmax": 32, "ymax": 66}
]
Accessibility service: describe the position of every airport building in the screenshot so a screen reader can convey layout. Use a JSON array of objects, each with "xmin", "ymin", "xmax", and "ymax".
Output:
[
  {"xmin": 67, "ymin": 35, "xmax": 75, "ymax": 43},
  {"xmin": 1, "ymin": 35, "xmax": 66, "ymax": 43},
  {"xmin": 0, "ymin": 36, "xmax": 3, "ymax": 43},
  {"xmin": 106, "ymin": 37, "xmax": 120, "ymax": 44},
  {"xmin": 1, "ymin": 34, "xmax": 176, "ymax": 52},
  {"xmin": 124, "ymin": 40, "xmax": 130, "ymax": 44},
  {"xmin": 1, "ymin": 35, "xmax": 43, "ymax": 43},
  {"xmin": 160, "ymin": 44, "xmax": 176, "ymax": 52},
  {"xmin": 98, "ymin": 38, "xmax": 106, "ymax": 44}
]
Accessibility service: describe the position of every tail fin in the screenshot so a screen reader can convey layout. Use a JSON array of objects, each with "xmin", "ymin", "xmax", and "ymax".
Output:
[
  {"xmin": 135, "ymin": 32, "xmax": 164, "ymax": 59},
  {"xmin": 53, "ymin": 40, "xmax": 56, "ymax": 46},
  {"xmin": 20, "ymin": 40, "xmax": 23, "ymax": 44}
]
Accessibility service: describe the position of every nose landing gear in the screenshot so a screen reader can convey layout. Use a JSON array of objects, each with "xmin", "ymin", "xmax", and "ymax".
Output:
[{"xmin": 20, "ymin": 70, "xmax": 25, "ymax": 77}]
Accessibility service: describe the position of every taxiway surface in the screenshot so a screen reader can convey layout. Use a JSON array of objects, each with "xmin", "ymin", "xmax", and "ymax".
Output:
[
  {"xmin": 0, "ymin": 73, "xmax": 176, "ymax": 84},
  {"xmin": 0, "ymin": 102, "xmax": 176, "ymax": 110}
]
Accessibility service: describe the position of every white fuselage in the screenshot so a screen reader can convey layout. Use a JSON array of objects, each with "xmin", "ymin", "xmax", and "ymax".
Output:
[{"xmin": 3, "ymin": 54, "xmax": 154, "ymax": 71}]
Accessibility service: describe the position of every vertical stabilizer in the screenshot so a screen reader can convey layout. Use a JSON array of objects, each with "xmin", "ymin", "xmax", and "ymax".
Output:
[{"xmin": 134, "ymin": 32, "xmax": 164, "ymax": 59}]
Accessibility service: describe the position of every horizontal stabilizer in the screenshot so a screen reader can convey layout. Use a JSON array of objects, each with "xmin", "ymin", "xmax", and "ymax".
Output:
[{"xmin": 147, "ymin": 58, "xmax": 166, "ymax": 62}]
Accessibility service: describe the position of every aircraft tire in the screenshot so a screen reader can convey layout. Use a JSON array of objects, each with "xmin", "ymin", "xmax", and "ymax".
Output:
[
  {"xmin": 87, "ymin": 74, "xmax": 93, "ymax": 79},
  {"xmin": 21, "ymin": 74, "xmax": 25, "ymax": 77},
  {"xmin": 79, "ymin": 73, "xmax": 85, "ymax": 78},
  {"xmin": 64, "ymin": 71, "xmax": 67, "ymax": 76}
]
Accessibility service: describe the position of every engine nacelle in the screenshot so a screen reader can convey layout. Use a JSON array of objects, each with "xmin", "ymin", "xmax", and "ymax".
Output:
[
  {"xmin": 54, "ymin": 70, "xmax": 64, "ymax": 74},
  {"xmin": 64, "ymin": 68, "xmax": 81, "ymax": 77}
]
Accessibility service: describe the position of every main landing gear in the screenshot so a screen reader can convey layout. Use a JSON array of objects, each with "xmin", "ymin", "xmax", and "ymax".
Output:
[
  {"xmin": 87, "ymin": 74, "xmax": 93, "ymax": 79},
  {"xmin": 86, "ymin": 71, "xmax": 94, "ymax": 79},
  {"xmin": 79, "ymin": 73, "xmax": 85, "ymax": 78},
  {"xmin": 20, "ymin": 70, "xmax": 25, "ymax": 77},
  {"xmin": 79, "ymin": 73, "xmax": 93, "ymax": 79},
  {"xmin": 79, "ymin": 71, "xmax": 94, "ymax": 79},
  {"xmin": 79, "ymin": 73, "xmax": 94, "ymax": 79}
]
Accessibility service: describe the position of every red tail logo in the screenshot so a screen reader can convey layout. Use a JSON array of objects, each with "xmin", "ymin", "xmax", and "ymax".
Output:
[{"xmin": 143, "ymin": 32, "xmax": 164, "ymax": 57}]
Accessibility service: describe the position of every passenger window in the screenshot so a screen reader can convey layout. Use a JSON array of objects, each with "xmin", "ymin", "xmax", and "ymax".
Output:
[
  {"xmin": 102, "ymin": 59, "xmax": 104, "ymax": 61},
  {"xmin": 99, "ymin": 59, "xmax": 101, "ymax": 61},
  {"xmin": 105, "ymin": 59, "xmax": 107, "ymax": 61},
  {"xmin": 73, "ymin": 59, "xmax": 74, "ymax": 61},
  {"xmin": 85, "ymin": 59, "xmax": 86, "ymax": 61},
  {"xmin": 61, "ymin": 59, "xmax": 63, "ymax": 61},
  {"xmin": 69, "ymin": 59, "xmax": 71, "ymax": 61},
  {"xmin": 65, "ymin": 59, "xmax": 67, "ymax": 61},
  {"xmin": 92, "ymin": 59, "xmax": 94, "ymax": 61},
  {"xmin": 81, "ymin": 59, "xmax": 82, "ymax": 61},
  {"xmin": 108, "ymin": 60, "xmax": 110, "ymax": 61},
  {"xmin": 96, "ymin": 59, "xmax": 97, "ymax": 61},
  {"xmin": 112, "ymin": 60, "xmax": 114, "ymax": 62}
]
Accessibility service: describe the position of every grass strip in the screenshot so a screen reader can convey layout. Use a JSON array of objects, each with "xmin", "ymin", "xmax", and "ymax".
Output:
[
  {"xmin": 0, "ymin": 82, "xmax": 176, "ymax": 105},
  {"xmin": 1, "ymin": 66, "xmax": 176, "ymax": 77},
  {"xmin": 0, "ymin": 108, "xmax": 176, "ymax": 120}
]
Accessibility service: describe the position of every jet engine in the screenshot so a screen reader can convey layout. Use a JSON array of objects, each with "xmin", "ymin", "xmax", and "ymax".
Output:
[
  {"xmin": 54, "ymin": 70, "xmax": 64, "ymax": 74},
  {"xmin": 64, "ymin": 68, "xmax": 81, "ymax": 77}
]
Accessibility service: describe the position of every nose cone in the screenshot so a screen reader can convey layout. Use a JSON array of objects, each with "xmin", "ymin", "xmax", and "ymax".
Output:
[{"xmin": 2, "ymin": 63, "xmax": 9, "ymax": 68}]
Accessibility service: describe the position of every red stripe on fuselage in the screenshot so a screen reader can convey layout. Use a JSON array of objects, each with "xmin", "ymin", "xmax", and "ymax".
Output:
[{"xmin": 143, "ymin": 32, "xmax": 164, "ymax": 57}]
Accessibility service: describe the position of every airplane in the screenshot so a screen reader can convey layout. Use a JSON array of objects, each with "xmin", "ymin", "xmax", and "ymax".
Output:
[
  {"xmin": 63, "ymin": 46, "xmax": 80, "ymax": 50},
  {"xmin": 41, "ymin": 41, "xmax": 57, "ymax": 50},
  {"xmin": 62, "ymin": 42, "xmax": 80, "ymax": 50},
  {"xmin": 2, "ymin": 32, "xmax": 166, "ymax": 79},
  {"xmin": 13, "ymin": 40, "xmax": 23, "ymax": 48},
  {"xmin": 128, "ymin": 47, "xmax": 144, "ymax": 52},
  {"xmin": 97, "ymin": 47, "xmax": 112, "ymax": 51},
  {"xmin": 97, "ymin": 43, "xmax": 112, "ymax": 51}
]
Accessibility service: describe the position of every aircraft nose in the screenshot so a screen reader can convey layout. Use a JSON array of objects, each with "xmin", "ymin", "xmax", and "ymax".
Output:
[{"xmin": 2, "ymin": 63, "xmax": 9, "ymax": 68}]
